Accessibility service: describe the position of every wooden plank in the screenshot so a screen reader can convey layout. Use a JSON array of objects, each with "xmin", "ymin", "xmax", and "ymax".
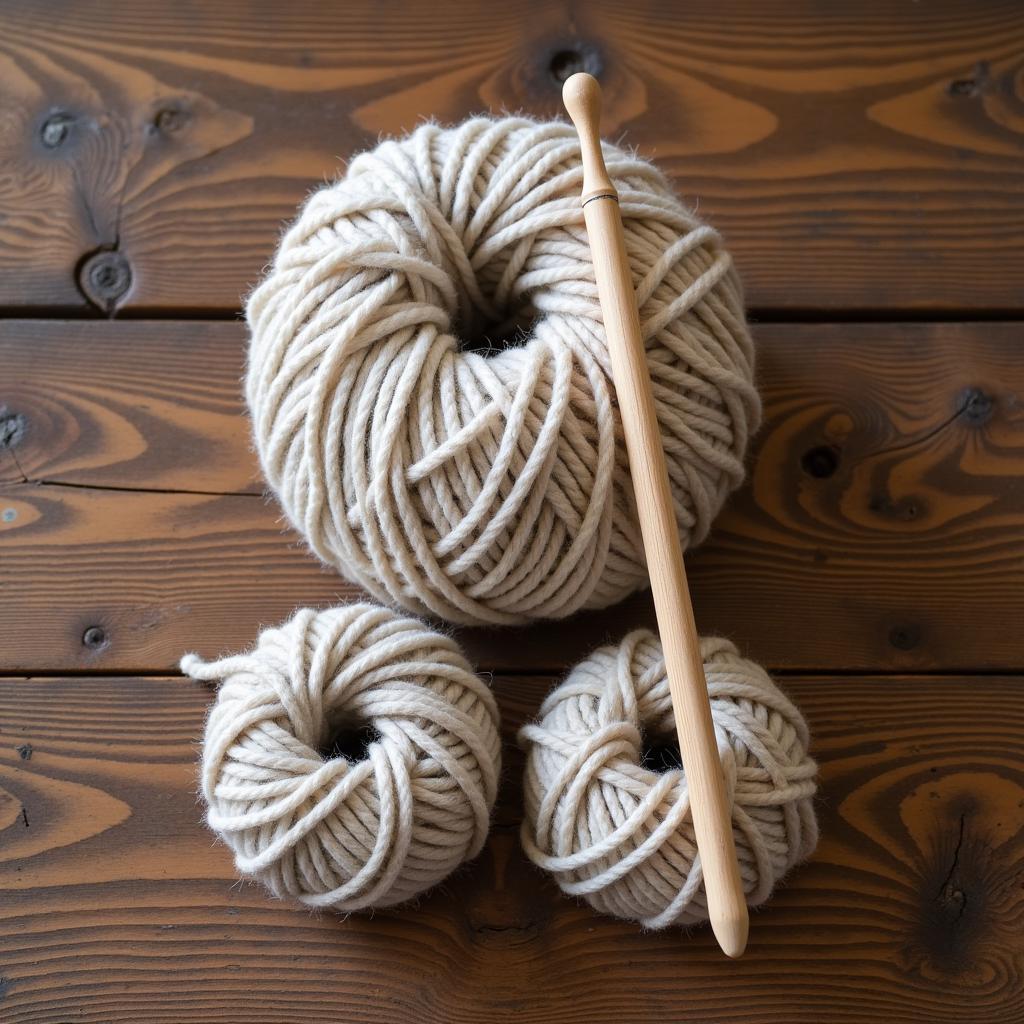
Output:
[
  {"xmin": 1, "ymin": 1, "xmax": 1023, "ymax": 314},
  {"xmin": 0, "ymin": 672, "xmax": 1021, "ymax": 1022},
  {"xmin": 3, "ymin": 320, "xmax": 1023, "ymax": 674},
  {"xmin": 0, "ymin": 321, "xmax": 257, "ymax": 493}
]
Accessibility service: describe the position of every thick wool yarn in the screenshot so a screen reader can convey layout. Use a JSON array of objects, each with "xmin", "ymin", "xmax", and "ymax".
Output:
[
  {"xmin": 519, "ymin": 631, "xmax": 818, "ymax": 929},
  {"xmin": 181, "ymin": 604, "xmax": 501, "ymax": 911},
  {"xmin": 246, "ymin": 117, "xmax": 760, "ymax": 625}
]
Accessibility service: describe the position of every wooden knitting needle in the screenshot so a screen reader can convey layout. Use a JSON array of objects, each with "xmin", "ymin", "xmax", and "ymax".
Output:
[{"xmin": 563, "ymin": 72, "xmax": 748, "ymax": 958}]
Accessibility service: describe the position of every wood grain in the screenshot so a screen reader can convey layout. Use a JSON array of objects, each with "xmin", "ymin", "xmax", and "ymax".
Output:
[
  {"xmin": 2, "ymin": 2, "xmax": 1022, "ymax": 1018},
  {"xmin": 0, "ymin": 0, "xmax": 1022, "ymax": 314},
  {"xmin": 0, "ymin": 672, "xmax": 1021, "ymax": 1023},
  {"xmin": 2, "ymin": 320, "xmax": 1022, "ymax": 674},
  {"xmin": 0, "ymin": 321, "xmax": 257, "ymax": 493}
]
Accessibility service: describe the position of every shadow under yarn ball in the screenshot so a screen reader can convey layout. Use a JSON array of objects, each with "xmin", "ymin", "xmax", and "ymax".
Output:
[
  {"xmin": 518, "ymin": 631, "xmax": 819, "ymax": 929},
  {"xmin": 246, "ymin": 116, "xmax": 760, "ymax": 625},
  {"xmin": 181, "ymin": 604, "xmax": 501, "ymax": 911}
]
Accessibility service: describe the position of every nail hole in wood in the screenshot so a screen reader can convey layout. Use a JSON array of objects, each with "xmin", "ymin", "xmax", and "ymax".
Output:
[
  {"xmin": 889, "ymin": 624, "xmax": 921, "ymax": 651},
  {"xmin": 548, "ymin": 45, "xmax": 602, "ymax": 85},
  {"xmin": 801, "ymin": 444, "xmax": 840, "ymax": 478},
  {"xmin": 82, "ymin": 626, "xmax": 109, "ymax": 651},
  {"xmin": 40, "ymin": 112, "xmax": 75, "ymax": 149},
  {"xmin": 961, "ymin": 388, "xmax": 993, "ymax": 425}
]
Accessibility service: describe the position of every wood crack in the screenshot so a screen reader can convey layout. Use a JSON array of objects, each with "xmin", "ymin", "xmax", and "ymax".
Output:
[
  {"xmin": 936, "ymin": 813, "xmax": 968, "ymax": 922},
  {"xmin": 864, "ymin": 397, "xmax": 976, "ymax": 463},
  {"xmin": 8, "ymin": 478, "xmax": 261, "ymax": 499},
  {"xmin": 3, "ymin": 446, "xmax": 28, "ymax": 484}
]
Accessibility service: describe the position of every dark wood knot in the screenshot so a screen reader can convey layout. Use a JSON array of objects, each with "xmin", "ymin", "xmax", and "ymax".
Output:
[{"xmin": 78, "ymin": 250, "xmax": 133, "ymax": 311}]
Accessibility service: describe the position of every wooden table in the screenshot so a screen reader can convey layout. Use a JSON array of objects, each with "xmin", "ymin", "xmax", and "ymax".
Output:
[{"xmin": 2, "ymin": 2, "xmax": 1023, "ymax": 1020}]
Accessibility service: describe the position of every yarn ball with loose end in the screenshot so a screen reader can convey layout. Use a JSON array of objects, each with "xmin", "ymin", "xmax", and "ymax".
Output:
[
  {"xmin": 181, "ymin": 604, "xmax": 501, "ymax": 911},
  {"xmin": 519, "ymin": 630, "xmax": 818, "ymax": 929},
  {"xmin": 246, "ymin": 116, "xmax": 760, "ymax": 625}
]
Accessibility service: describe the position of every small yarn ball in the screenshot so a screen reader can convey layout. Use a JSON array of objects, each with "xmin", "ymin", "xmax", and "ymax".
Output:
[
  {"xmin": 181, "ymin": 604, "xmax": 501, "ymax": 911},
  {"xmin": 246, "ymin": 116, "xmax": 760, "ymax": 625},
  {"xmin": 519, "ymin": 631, "xmax": 818, "ymax": 929}
]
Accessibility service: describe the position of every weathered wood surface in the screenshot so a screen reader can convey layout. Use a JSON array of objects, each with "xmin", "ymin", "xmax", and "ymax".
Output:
[
  {"xmin": 0, "ymin": 672, "xmax": 1021, "ymax": 1023},
  {"xmin": 2, "ymin": 320, "xmax": 1022, "ymax": 674},
  {"xmin": 3, "ymin": 2, "xmax": 1023, "ymax": 1018},
  {"xmin": 1, "ymin": 0, "xmax": 1023, "ymax": 315}
]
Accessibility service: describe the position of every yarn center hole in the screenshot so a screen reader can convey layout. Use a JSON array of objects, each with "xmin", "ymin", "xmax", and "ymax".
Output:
[
  {"xmin": 458, "ymin": 306, "xmax": 535, "ymax": 356},
  {"xmin": 640, "ymin": 734, "xmax": 683, "ymax": 773},
  {"xmin": 320, "ymin": 721, "xmax": 381, "ymax": 763}
]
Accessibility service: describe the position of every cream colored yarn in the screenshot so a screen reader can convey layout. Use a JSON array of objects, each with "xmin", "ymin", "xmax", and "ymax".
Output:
[
  {"xmin": 519, "ymin": 630, "xmax": 818, "ymax": 929},
  {"xmin": 181, "ymin": 604, "xmax": 501, "ymax": 911},
  {"xmin": 246, "ymin": 116, "xmax": 760, "ymax": 625}
]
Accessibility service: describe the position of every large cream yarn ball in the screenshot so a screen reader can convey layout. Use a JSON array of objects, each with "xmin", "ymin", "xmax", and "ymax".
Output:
[
  {"xmin": 181, "ymin": 604, "xmax": 501, "ymax": 911},
  {"xmin": 246, "ymin": 116, "xmax": 760, "ymax": 625},
  {"xmin": 519, "ymin": 631, "xmax": 818, "ymax": 929}
]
